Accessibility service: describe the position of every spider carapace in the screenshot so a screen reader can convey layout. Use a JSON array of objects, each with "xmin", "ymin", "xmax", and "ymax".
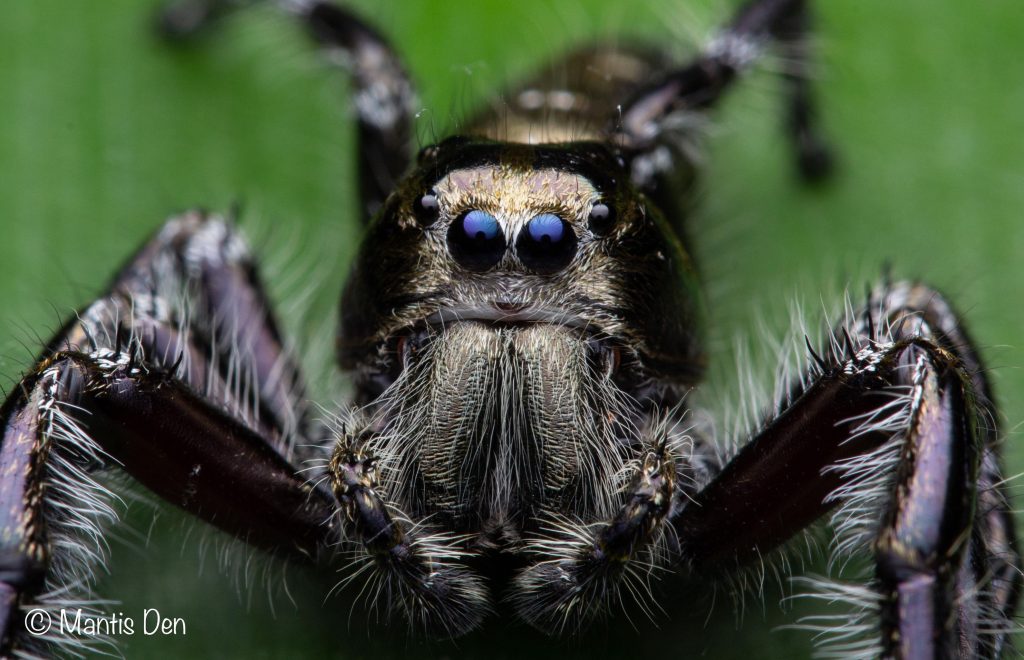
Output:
[{"xmin": 0, "ymin": 0, "xmax": 1019, "ymax": 657}]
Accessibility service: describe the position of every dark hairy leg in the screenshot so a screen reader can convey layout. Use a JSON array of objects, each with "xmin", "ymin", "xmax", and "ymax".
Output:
[
  {"xmin": 159, "ymin": 0, "xmax": 418, "ymax": 222},
  {"xmin": 112, "ymin": 211, "xmax": 314, "ymax": 460},
  {"xmin": 0, "ymin": 211, "xmax": 340, "ymax": 654},
  {"xmin": 617, "ymin": 0, "xmax": 833, "ymax": 185},
  {"xmin": 158, "ymin": 0, "xmax": 831, "ymax": 209},
  {"xmin": 671, "ymin": 282, "xmax": 1020, "ymax": 658}
]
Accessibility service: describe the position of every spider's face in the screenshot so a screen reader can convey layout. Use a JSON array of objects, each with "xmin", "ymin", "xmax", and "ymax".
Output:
[
  {"xmin": 336, "ymin": 138, "xmax": 707, "ymax": 532},
  {"xmin": 339, "ymin": 139, "xmax": 706, "ymax": 404}
]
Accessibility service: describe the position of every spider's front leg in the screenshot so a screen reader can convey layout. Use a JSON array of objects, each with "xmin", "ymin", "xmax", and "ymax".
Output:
[
  {"xmin": 673, "ymin": 283, "xmax": 1020, "ymax": 658},
  {"xmin": 0, "ymin": 211, "xmax": 340, "ymax": 655}
]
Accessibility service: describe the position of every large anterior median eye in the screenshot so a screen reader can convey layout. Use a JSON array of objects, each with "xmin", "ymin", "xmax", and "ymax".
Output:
[
  {"xmin": 517, "ymin": 213, "xmax": 577, "ymax": 274},
  {"xmin": 448, "ymin": 209, "xmax": 506, "ymax": 271}
]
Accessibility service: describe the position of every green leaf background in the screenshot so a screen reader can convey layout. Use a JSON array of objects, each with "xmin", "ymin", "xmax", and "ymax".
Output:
[{"xmin": 1, "ymin": 0, "xmax": 1022, "ymax": 657}]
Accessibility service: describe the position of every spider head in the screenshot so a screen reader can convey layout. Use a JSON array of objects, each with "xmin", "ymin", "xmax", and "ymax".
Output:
[{"xmin": 339, "ymin": 137, "xmax": 706, "ymax": 405}]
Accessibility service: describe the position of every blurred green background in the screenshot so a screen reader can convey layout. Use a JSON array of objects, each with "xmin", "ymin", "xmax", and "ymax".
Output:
[{"xmin": 1, "ymin": 0, "xmax": 1023, "ymax": 657}]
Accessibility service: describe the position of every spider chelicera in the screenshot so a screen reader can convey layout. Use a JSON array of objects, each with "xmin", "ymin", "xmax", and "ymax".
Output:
[{"xmin": 0, "ymin": 0, "xmax": 1020, "ymax": 658}]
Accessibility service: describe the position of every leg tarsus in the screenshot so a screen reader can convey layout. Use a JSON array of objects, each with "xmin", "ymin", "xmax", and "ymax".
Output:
[
  {"xmin": 790, "ymin": 98, "xmax": 835, "ymax": 182},
  {"xmin": 776, "ymin": 0, "xmax": 835, "ymax": 182}
]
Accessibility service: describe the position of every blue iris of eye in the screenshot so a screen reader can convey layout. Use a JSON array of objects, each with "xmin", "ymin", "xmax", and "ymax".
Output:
[
  {"xmin": 448, "ymin": 209, "xmax": 506, "ymax": 271},
  {"xmin": 462, "ymin": 210, "xmax": 500, "ymax": 241},
  {"xmin": 516, "ymin": 213, "xmax": 577, "ymax": 275},
  {"xmin": 527, "ymin": 213, "xmax": 564, "ymax": 243}
]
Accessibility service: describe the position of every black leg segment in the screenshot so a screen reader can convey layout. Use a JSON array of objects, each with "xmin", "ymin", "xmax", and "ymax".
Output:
[
  {"xmin": 670, "ymin": 282, "xmax": 1020, "ymax": 658},
  {"xmin": 616, "ymin": 0, "xmax": 833, "ymax": 185},
  {"xmin": 0, "ymin": 212, "xmax": 341, "ymax": 655},
  {"xmin": 159, "ymin": 0, "xmax": 418, "ymax": 222}
]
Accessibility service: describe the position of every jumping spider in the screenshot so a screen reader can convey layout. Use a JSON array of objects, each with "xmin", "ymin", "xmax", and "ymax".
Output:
[{"xmin": 0, "ymin": 0, "xmax": 1019, "ymax": 657}]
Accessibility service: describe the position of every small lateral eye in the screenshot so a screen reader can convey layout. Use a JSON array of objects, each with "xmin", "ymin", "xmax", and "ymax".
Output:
[
  {"xmin": 413, "ymin": 191, "xmax": 440, "ymax": 226},
  {"xmin": 517, "ymin": 213, "xmax": 577, "ymax": 275},
  {"xmin": 448, "ymin": 210, "xmax": 506, "ymax": 271},
  {"xmin": 587, "ymin": 201, "xmax": 615, "ymax": 234}
]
